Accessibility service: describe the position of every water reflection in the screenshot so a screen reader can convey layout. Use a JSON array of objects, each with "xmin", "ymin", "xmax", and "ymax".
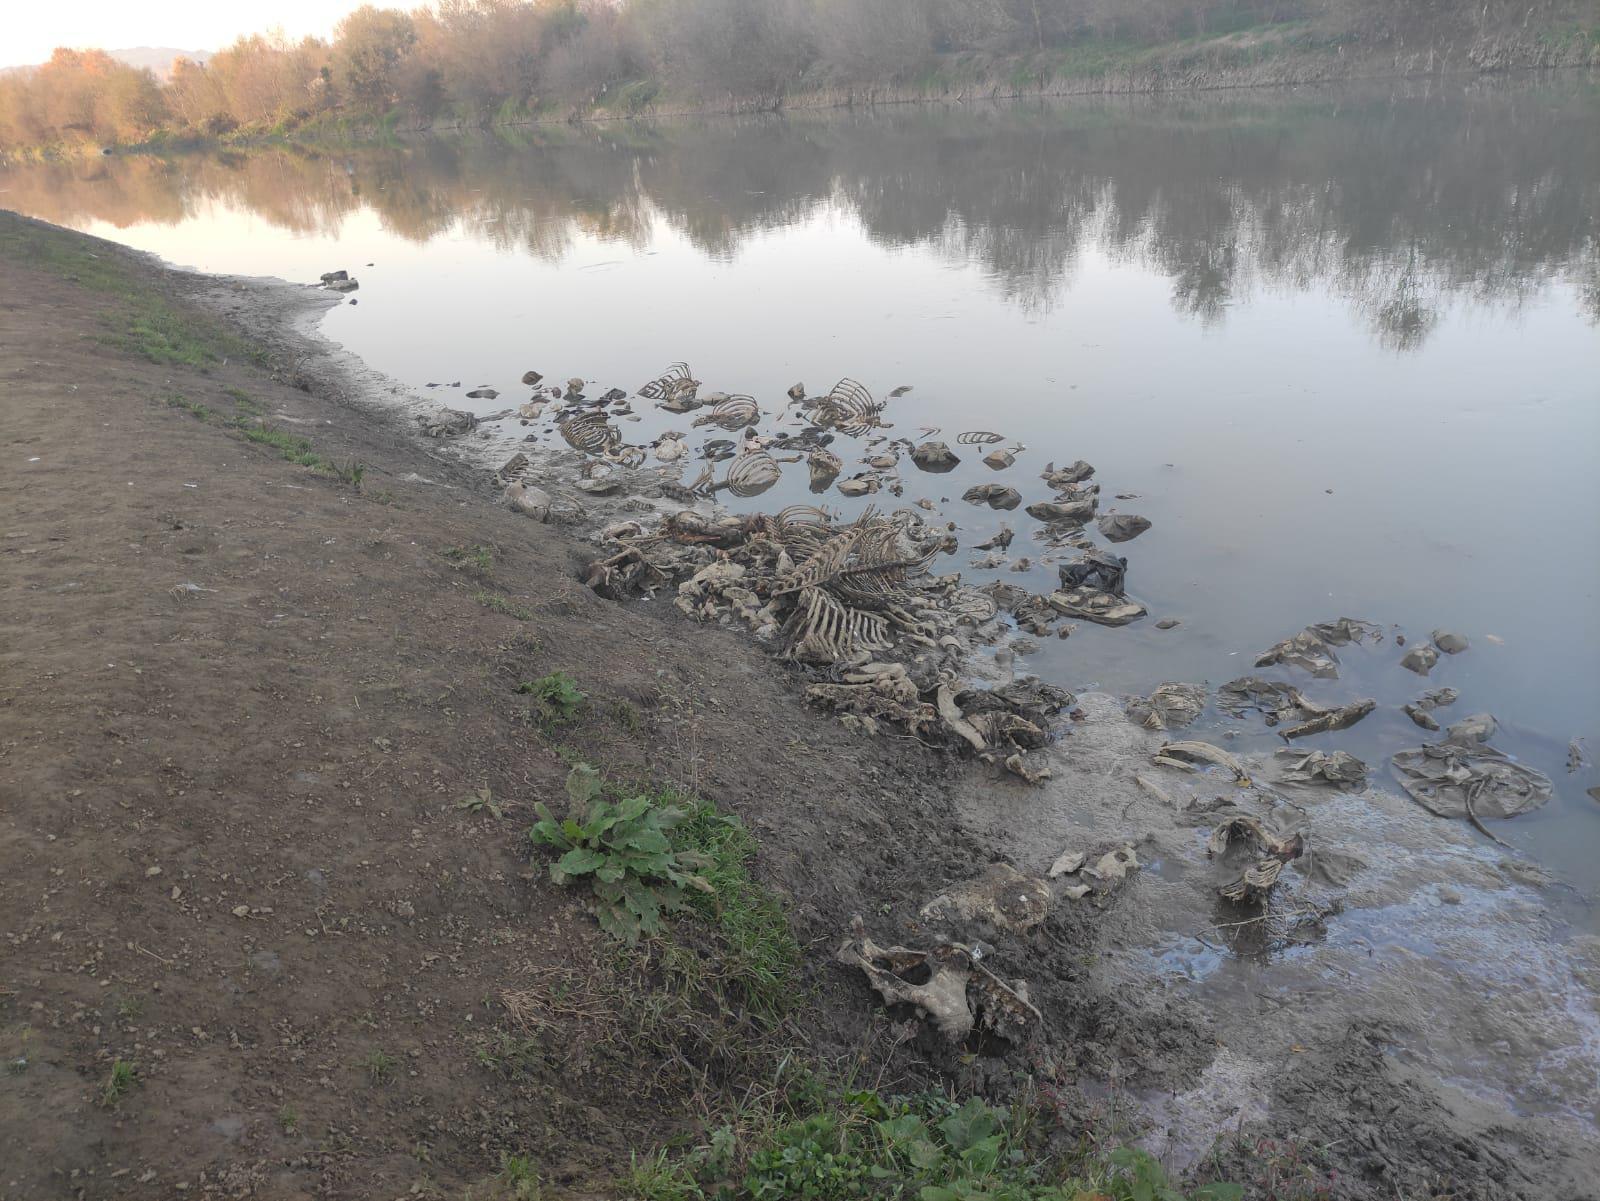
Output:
[{"xmin": 5, "ymin": 78, "xmax": 1595, "ymax": 349}]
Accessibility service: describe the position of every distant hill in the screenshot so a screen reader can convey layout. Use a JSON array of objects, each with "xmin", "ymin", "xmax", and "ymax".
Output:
[
  {"xmin": 0, "ymin": 47, "xmax": 211, "ymax": 79},
  {"xmin": 108, "ymin": 48, "xmax": 211, "ymax": 78}
]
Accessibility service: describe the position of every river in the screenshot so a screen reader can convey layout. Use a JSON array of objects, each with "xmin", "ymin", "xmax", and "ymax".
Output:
[{"xmin": 4, "ymin": 76, "xmax": 1595, "ymax": 886}]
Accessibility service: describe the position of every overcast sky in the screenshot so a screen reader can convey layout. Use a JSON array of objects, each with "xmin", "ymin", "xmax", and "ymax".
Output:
[{"xmin": 3, "ymin": 0, "xmax": 376, "ymax": 68}]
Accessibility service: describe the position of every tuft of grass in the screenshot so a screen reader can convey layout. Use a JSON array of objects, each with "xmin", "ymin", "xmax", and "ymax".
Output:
[
  {"xmin": 610, "ymin": 699, "xmax": 643, "ymax": 733},
  {"xmin": 329, "ymin": 457, "xmax": 366, "ymax": 487},
  {"xmin": 278, "ymin": 1104, "xmax": 300, "ymax": 1133},
  {"xmin": 495, "ymin": 1155, "xmax": 543, "ymax": 1200},
  {"xmin": 100, "ymin": 1059, "xmax": 137, "ymax": 1107},
  {"xmin": 444, "ymin": 544, "xmax": 496, "ymax": 576},
  {"xmin": 516, "ymin": 671, "xmax": 585, "ymax": 723},
  {"xmin": 475, "ymin": 591, "xmax": 535, "ymax": 622},
  {"xmin": 360, "ymin": 1048, "xmax": 396, "ymax": 1085},
  {"xmin": 165, "ymin": 393, "xmax": 213, "ymax": 422}
]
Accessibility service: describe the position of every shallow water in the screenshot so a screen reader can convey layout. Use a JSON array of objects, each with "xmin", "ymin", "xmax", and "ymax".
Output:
[{"xmin": 5, "ymin": 78, "xmax": 1596, "ymax": 890}]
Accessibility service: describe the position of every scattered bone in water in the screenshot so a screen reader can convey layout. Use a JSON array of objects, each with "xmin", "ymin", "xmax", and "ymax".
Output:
[{"xmin": 447, "ymin": 349, "xmax": 1592, "ymax": 1152}]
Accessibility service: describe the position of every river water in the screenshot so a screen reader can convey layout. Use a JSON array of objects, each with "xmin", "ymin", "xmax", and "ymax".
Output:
[{"xmin": 4, "ymin": 77, "xmax": 1595, "ymax": 887}]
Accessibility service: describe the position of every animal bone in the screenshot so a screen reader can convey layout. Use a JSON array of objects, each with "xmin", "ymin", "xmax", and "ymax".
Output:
[
  {"xmin": 836, "ymin": 918, "xmax": 1041, "ymax": 1043},
  {"xmin": 1154, "ymin": 740, "xmax": 1251, "ymax": 784}
]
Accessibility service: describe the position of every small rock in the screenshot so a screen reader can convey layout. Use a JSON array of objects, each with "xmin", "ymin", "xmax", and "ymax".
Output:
[
  {"xmin": 325, "ymin": 277, "xmax": 359, "ymax": 293},
  {"xmin": 1432, "ymin": 629, "xmax": 1469, "ymax": 655},
  {"xmin": 1446, "ymin": 713, "xmax": 1496, "ymax": 745},
  {"xmin": 145, "ymin": 866, "xmax": 163, "ymax": 878},
  {"xmin": 1042, "ymin": 460, "xmax": 1094, "ymax": 486},
  {"xmin": 521, "ymin": 370, "xmax": 543, "ymax": 385},
  {"xmin": 962, "ymin": 483, "xmax": 1022, "ymax": 510},
  {"xmin": 465, "ymin": 387, "xmax": 499, "ymax": 400},
  {"xmin": 1400, "ymin": 644, "xmax": 1439, "ymax": 675},
  {"xmin": 231, "ymin": 905, "xmax": 250, "ymax": 918},
  {"xmin": 319, "ymin": 269, "xmax": 348, "ymax": 283},
  {"xmin": 786, "ymin": 382, "xmax": 806, "ymax": 401},
  {"xmin": 1155, "ymin": 618, "xmax": 1181, "ymax": 630},
  {"xmin": 983, "ymin": 449, "xmax": 1015, "ymax": 470},
  {"xmin": 1403, "ymin": 703, "xmax": 1440, "ymax": 732},
  {"xmin": 1027, "ymin": 499, "xmax": 1096, "ymax": 524},
  {"xmin": 1061, "ymin": 883, "xmax": 1092, "ymax": 900},
  {"xmin": 910, "ymin": 441, "xmax": 961, "ymax": 473},
  {"xmin": 1097, "ymin": 513, "xmax": 1152, "ymax": 543}
]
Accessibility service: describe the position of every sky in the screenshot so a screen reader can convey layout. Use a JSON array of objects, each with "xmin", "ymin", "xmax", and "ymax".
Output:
[{"xmin": 2, "ymin": 0, "xmax": 374, "ymax": 68}]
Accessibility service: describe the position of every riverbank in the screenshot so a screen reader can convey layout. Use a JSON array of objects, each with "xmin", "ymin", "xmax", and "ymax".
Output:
[
  {"xmin": 4, "ymin": 22, "xmax": 1596, "ymax": 164},
  {"xmin": 2, "ymin": 209, "xmax": 1596, "ymax": 1201}
]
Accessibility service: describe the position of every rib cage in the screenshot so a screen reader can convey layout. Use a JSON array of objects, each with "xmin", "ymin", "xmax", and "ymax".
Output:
[
  {"xmin": 693, "ymin": 394, "xmax": 760, "ymax": 430},
  {"xmin": 815, "ymin": 378, "xmax": 884, "ymax": 437},
  {"xmin": 723, "ymin": 451, "xmax": 781, "ymax": 498},
  {"xmin": 784, "ymin": 585, "xmax": 892, "ymax": 663},
  {"xmin": 558, "ymin": 410, "xmax": 620, "ymax": 455},
  {"xmin": 957, "ymin": 430, "xmax": 1004, "ymax": 445},
  {"xmin": 638, "ymin": 362, "xmax": 697, "ymax": 401}
]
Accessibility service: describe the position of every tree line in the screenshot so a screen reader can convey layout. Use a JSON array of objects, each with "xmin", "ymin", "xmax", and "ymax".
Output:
[{"xmin": 0, "ymin": 0, "xmax": 1590, "ymax": 152}]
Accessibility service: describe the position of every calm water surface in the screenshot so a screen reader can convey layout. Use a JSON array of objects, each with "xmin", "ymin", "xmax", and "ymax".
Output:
[{"xmin": 6, "ymin": 78, "xmax": 1597, "ymax": 889}]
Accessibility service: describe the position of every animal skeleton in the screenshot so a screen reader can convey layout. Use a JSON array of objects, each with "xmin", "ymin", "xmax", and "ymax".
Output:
[
  {"xmin": 637, "ymin": 361, "xmax": 698, "ymax": 401},
  {"xmin": 814, "ymin": 378, "xmax": 885, "ymax": 437},
  {"xmin": 957, "ymin": 430, "xmax": 1005, "ymax": 445}
]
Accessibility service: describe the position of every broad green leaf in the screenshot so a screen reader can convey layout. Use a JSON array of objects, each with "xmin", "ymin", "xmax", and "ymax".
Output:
[
  {"xmin": 615, "ymin": 794, "xmax": 653, "ymax": 822},
  {"xmin": 564, "ymin": 763, "xmax": 601, "ymax": 809},
  {"xmin": 616, "ymin": 826, "xmax": 671, "ymax": 855},
  {"xmin": 908, "ymin": 1139, "xmax": 944, "ymax": 1170},
  {"xmin": 938, "ymin": 1099, "xmax": 1001, "ymax": 1153},
  {"xmin": 960, "ymin": 1134, "xmax": 1003, "ymax": 1176},
  {"xmin": 555, "ymin": 847, "xmax": 606, "ymax": 876}
]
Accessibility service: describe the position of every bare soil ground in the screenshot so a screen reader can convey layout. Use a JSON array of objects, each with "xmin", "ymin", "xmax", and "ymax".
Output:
[
  {"xmin": 0, "ymin": 211, "xmax": 996, "ymax": 1199},
  {"xmin": 2, "ymin": 210, "xmax": 1592, "ymax": 1201}
]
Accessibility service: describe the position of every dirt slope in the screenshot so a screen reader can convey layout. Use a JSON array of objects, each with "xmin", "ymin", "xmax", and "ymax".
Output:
[{"xmin": 0, "ymin": 211, "xmax": 1003, "ymax": 1199}]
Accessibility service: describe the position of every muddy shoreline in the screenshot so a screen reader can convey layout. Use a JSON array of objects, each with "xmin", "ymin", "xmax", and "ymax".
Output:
[
  {"xmin": 3, "ymin": 210, "xmax": 1596, "ymax": 1199},
  {"xmin": 193, "ymin": 255, "xmax": 1600, "ymax": 1196}
]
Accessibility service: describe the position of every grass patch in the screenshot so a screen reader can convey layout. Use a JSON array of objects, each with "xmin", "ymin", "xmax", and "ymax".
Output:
[
  {"xmin": 278, "ymin": 1105, "xmax": 300, "ymax": 1134},
  {"xmin": 161, "ymin": 391, "xmax": 367, "ymax": 486},
  {"xmin": 361, "ymin": 1048, "xmax": 396, "ymax": 1085},
  {"xmin": 166, "ymin": 393, "xmax": 214, "ymax": 422},
  {"xmin": 529, "ymin": 762, "xmax": 798, "ymax": 1016},
  {"xmin": 0, "ymin": 210, "xmax": 258, "ymax": 368},
  {"xmin": 671, "ymin": 793, "xmax": 799, "ymax": 1021},
  {"xmin": 100, "ymin": 1059, "xmax": 137, "ymax": 1107},
  {"xmin": 475, "ymin": 591, "xmax": 535, "ymax": 622},
  {"xmin": 489, "ymin": 1155, "xmax": 544, "ymax": 1200},
  {"xmin": 516, "ymin": 671, "xmax": 585, "ymax": 723},
  {"xmin": 444, "ymin": 544, "xmax": 497, "ymax": 576},
  {"xmin": 626, "ymin": 1088, "xmax": 1244, "ymax": 1201}
]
